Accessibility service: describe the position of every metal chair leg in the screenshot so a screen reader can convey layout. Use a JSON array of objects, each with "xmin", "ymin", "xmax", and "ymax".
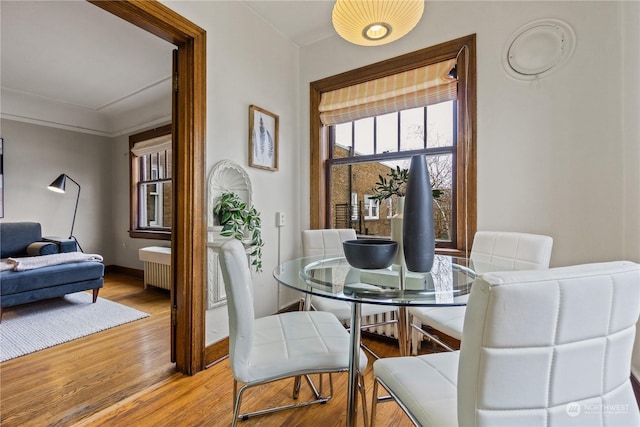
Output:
[
  {"xmin": 371, "ymin": 378, "xmax": 379, "ymax": 427},
  {"xmin": 358, "ymin": 372, "xmax": 369, "ymax": 427},
  {"xmin": 410, "ymin": 323, "xmax": 455, "ymax": 352}
]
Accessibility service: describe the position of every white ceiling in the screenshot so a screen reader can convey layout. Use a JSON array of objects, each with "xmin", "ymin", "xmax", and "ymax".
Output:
[
  {"xmin": 1, "ymin": 1, "xmax": 336, "ymax": 136},
  {"xmin": 243, "ymin": 1, "xmax": 336, "ymax": 47}
]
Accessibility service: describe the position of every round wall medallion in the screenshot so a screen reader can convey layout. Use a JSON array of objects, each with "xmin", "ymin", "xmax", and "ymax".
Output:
[{"xmin": 503, "ymin": 18, "xmax": 576, "ymax": 80}]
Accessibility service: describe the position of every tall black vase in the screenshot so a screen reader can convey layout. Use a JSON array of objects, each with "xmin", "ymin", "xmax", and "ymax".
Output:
[{"xmin": 403, "ymin": 154, "xmax": 435, "ymax": 272}]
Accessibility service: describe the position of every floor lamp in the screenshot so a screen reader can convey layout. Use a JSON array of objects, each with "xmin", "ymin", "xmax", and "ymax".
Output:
[{"xmin": 48, "ymin": 173, "xmax": 83, "ymax": 252}]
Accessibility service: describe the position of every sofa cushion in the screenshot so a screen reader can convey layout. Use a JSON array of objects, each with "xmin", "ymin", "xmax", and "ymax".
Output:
[
  {"xmin": 0, "ymin": 262, "xmax": 105, "ymax": 296},
  {"xmin": 0, "ymin": 222, "xmax": 42, "ymax": 258},
  {"xmin": 26, "ymin": 242, "xmax": 59, "ymax": 256}
]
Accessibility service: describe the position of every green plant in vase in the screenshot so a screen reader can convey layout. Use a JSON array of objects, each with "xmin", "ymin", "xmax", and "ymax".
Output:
[{"xmin": 213, "ymin": 192, "xmax": 264, "ymax": 273}]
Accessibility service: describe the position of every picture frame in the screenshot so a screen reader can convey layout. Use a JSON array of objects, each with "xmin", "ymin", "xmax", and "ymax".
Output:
[{"xmin": 248, "ymin": 105, "xmax": 279, "ymax": 171}]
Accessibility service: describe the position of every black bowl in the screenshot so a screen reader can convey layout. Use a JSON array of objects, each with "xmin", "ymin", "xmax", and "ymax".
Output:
[{"xmin": 342, "ymin": 239, "xmax": 398, "ymax": 270}]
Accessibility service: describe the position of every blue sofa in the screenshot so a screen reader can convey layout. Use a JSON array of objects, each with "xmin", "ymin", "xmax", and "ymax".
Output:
[{"xmin": 0, "ymin": 222, "xmax": 104, "ymax": 318}]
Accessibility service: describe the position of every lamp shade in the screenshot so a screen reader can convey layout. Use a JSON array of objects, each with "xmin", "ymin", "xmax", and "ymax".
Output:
[
  {"xmin": 332, "ymin": 0, "xmax": 425, "ymax": 46},
  {"xmin": 48, "ymin": 174, "xmax": 67, "ymax": 193}
]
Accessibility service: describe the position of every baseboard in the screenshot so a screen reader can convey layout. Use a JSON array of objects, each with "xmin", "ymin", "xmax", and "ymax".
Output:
[
  {"xmin": 205, "ymin": 337, "xmax": 229, "ymax": 368},
  {"xmin": 105, "ymin": 265, "xmax": 144, "ymax": 280}
]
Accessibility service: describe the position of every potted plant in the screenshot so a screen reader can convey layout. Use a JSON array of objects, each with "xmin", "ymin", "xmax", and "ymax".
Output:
[{"xmin": 213, "ymin": 192, "xmax": 264, "ymax": 273}]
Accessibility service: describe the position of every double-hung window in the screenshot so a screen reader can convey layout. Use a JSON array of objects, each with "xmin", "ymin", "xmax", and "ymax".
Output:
[
  {"xmin": 310, "ymin": 35, "xmax": 476, "ymax": 255},
  {"xmin": 129, "ymin": 125, "xmax": 172, "ymax": 240}
]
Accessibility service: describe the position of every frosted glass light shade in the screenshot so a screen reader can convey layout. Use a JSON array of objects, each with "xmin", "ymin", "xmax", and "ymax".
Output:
[{"xmin": 332, "ymin": 0, "xmax": 425, "ymax": 46}]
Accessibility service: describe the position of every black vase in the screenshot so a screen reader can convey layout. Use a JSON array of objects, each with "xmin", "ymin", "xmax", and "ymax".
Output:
[{"xmin": 403, "ymin": 154, "xmax": 435, "ymax": 272}]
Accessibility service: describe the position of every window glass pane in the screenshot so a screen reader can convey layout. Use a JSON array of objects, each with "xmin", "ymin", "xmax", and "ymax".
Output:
[
  {"xmin": 139, "ymin": 181, "xmax": 172, "ymax": 229},
  {"xmin": 166, "ymin": 149, "xmax": 172, "ymax": 177},
  {"xmin": 334, "ymin": 123, "xmax": 352, "ymax": 159},
  {"xmin": 141, "ymin": 155, "xmax": 150, "ymax": 181},
  {"xmin": 428, "ymin": 153, "xmax": 453, "ymax": 242},
  {"xmin": 158, "ymin": 150, "xmax": 167, "ymax": 179},
  {"xmin": 150, "ymin": 153, "xmax": 159, "ymax": 180},
  {"xmin": 354, "ymin": 117, "xmax": 374, "ymax": 156},
  {"xmin": 160, "ymin": 181, "xmax": 173, "ymax": 227},
  {"xmin": 400, "ymin": 107, "xmax": 425, "ymax": 151},
  {"xmin": 427, "ymin": 101, "xmax": 454, "ymax": 148},
  {"xmin": 376, "ymin": 112, "xmax": 398, "ymax": 154},
  {"xmin": 330, "ymin": 159, "xmax": 413, "ymax": 236}
]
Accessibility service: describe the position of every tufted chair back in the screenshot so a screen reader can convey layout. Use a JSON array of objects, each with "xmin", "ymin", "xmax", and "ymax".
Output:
[
  {"xmin": 301, "ymin": 229, "xmax": 357, "ymax": 257},
  {"xmin": 458, "ymin": 261, "xmax": 640, "ymax": 426},
  {"xmin": 219, "ymin": 239, "xmax": 255, "ymax": 382},
  {"xmin": 470, "ymin": 231, "xmax": 553, "ymax": 273}
]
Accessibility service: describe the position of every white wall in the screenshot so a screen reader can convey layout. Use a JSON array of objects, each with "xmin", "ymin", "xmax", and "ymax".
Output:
[
  {"xmin": 622, "ymin": 1, "xmax": 640, "ymax": 262},
  {"xmin": 299, "ymin": 1, "xmax": 640, "ymax": 267},
  {"xmin": 0, "ymin": 119, "xmax": 113, "ymax": 260},
  {"xmin": 163, "ymin": 1, "xmax": 302, "ymax": 316}
]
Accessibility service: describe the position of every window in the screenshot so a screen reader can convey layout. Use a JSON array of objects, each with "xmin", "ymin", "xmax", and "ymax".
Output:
[
  {"xmin": 129, "ymin": 125, "xmax": 172, "ymax": 240},
  {"xmin": 364, "ymin": 195, "xmax": 379, "ymax": 220},
  {"xmin": 329, "ymin": 102, "xmax": 456, "ymax": 240},
  {"xmin": 310, "ymin": 35, "xmax": 476, "ymax": 255},
  {"xmin": 350, "ymin": 192, "xmax": 358, "ymax": 220}
]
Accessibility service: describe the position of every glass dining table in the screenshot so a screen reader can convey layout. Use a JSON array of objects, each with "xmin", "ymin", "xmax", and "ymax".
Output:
[{"xmin": 273, "ymin": 253, "xmax": 477, "ymax": 427}]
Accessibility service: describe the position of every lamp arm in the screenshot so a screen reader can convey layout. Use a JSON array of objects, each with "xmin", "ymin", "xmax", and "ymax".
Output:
[{"xmin": 65, "ymin": 175, "xmax": 81, "ymax": 239}]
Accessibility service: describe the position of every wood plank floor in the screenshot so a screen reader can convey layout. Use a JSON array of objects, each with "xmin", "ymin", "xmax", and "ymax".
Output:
[{"xmin": 0, "ymin": 273, "xmax": 452, "ymax": 427}]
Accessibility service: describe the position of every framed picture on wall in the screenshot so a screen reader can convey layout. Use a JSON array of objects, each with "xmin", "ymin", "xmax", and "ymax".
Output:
[
  {"xmin": 0, "ymin": 138, "xmax": 4, "ymax": 218},
  {"xmin": 248, "ymin": 105, "xmax": 279, "ymax": 171}
]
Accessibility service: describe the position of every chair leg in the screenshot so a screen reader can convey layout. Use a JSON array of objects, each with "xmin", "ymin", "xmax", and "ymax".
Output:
[
  {"xmin": 360, "ymin": 342, "xmax": 380, "ymax": 360},
  {"xmin": 371, "ymin": 377, "xmax": 379, "ymax": 427},
  {"xmin": 233, "ymin": 373, "xmax": 335, "ymax": 424},
  {"xmin": 371, "ymin": 376, "xmax": 396, "ymax": 427},
  {"xmin": 232, "ymin": 379, "xmax": 244, "ymax": 427},
  {"xmin": 358, "ymin": 372, "xmax": 369, "ymax": 427},
  {"xmin": 292, "ymin": 375, "xmax": 302, "ymax": 399},
  {"xmin": 410, "ymin": 323, "xmax": 455, "ymax": 352}
]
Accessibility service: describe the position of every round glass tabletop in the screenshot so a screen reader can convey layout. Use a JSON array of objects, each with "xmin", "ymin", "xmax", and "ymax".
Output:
[{"xmin": 274, "ymin": 254, "xmax": 477, "ymax": 307}]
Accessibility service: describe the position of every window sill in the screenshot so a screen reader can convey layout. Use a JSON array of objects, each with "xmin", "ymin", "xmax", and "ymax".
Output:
[{"xmin": 129, "ymin": 230, "xmax": 171, "ymax": 241}]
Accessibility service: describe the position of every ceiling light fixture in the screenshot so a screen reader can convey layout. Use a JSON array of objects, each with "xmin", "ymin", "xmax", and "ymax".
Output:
[{"xmin": 332, "ymin": 0, "xmax": 425, "ymax": 46}]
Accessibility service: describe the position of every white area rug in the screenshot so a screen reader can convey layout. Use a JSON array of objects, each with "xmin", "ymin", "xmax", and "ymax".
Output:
[{"xmin": 0, "ymin": 292, "xmax": 149, "ymax": 362}]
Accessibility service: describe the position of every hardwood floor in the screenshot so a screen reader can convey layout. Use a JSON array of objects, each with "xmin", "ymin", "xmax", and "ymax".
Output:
[{"xmin": 0, "ymin": 273, "xmax": 448, "ymax": 427}]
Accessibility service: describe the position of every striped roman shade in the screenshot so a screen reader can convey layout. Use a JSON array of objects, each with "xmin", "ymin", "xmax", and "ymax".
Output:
[
  {"xmin": 131, "ymin": 134, "xmax": 171, "ymax": 157},
  {"xmin": 319, "ymin": 58, "xmax": 457, "ymax": 125}
]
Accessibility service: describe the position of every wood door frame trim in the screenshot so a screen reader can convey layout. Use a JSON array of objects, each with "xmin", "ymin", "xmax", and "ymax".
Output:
[{"xmin": 89, "ymin": 0, "xmax": 207, "ymax": 375}]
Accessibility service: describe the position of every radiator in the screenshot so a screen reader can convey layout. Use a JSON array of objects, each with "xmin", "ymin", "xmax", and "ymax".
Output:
[
  {"xmin": 143, "ymin": 262, "xmax": 172, "ymax": 290},
  {"xmin": 139, "ymin": 246, "xmax": 172, "ymax": 291},
  {"xmin": 362, "ymin": 310, "xmax": 398, "ymax": 338}
]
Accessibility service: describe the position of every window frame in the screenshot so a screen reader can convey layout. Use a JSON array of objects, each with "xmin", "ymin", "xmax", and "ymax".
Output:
[
  {"xmin": 129, "ymin": 124, "xmax": 172, "ymax": 240},
  {"xmin": 309, "ymin": 34, "xmax": 477, "ymax": 257}
]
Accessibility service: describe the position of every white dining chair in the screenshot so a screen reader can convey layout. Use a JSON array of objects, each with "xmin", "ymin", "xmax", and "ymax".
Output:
[
  {"xmin": 218, "ymin": 239, "xmax": 369, "ymax": 426},
  {"xmin": 372, "ymin": 261, "xmax": 640, "ymax": 427},
  {"xmin": 302, "ymin": 229, "xmax": 398, "ymax": 358},
  {"xmin": 410, "ymin": 231, "xmax": 553, "ymax": 352},
  {"xmin": 631, "ymin": 318, "xmax": 640, "ymax": 403}
]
